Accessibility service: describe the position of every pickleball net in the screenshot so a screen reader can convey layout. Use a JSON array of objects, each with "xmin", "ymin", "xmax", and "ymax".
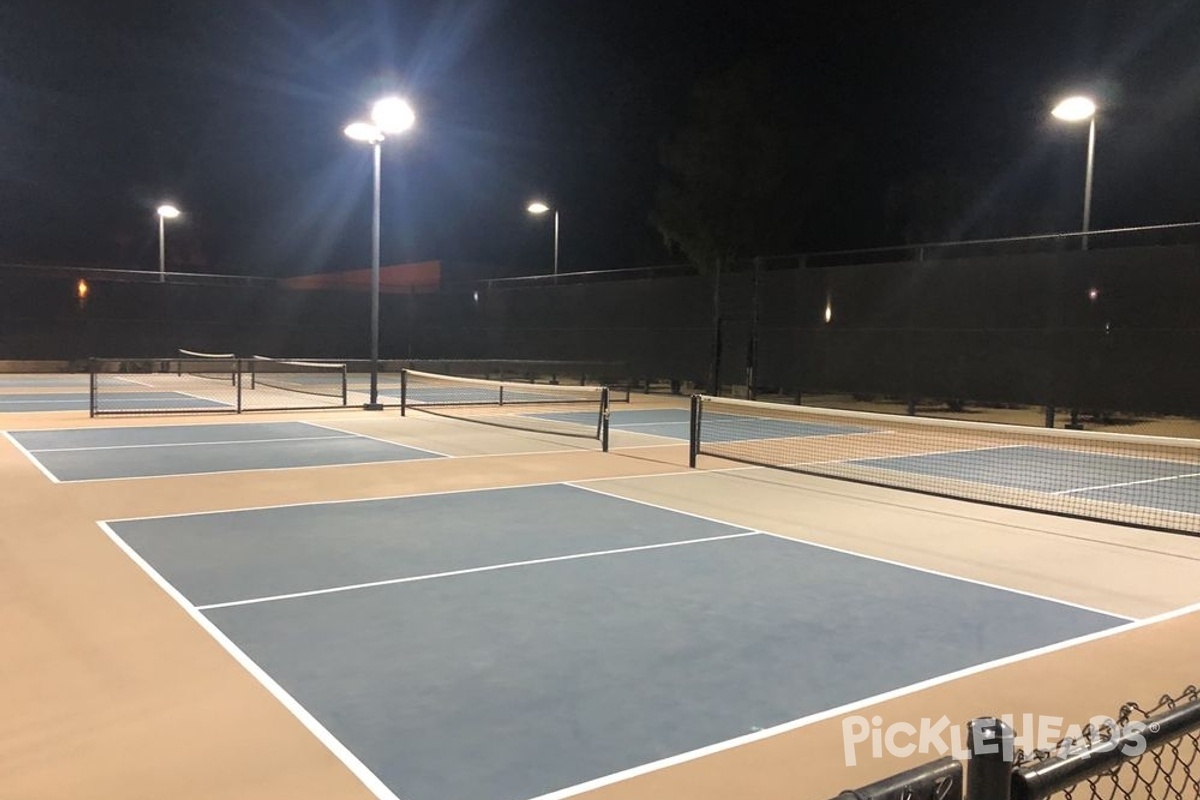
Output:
[
  {"xmin": 400, "ymin": 368, "xmax": 610, "ymax": 451},
  {"xmin": 90, "ymin": 355, "xmax": 349, "ymax": 415},
  {"xmin": 247, "ymin": 356, "xmax": 348, "ymax": 404},
  {"xmin": 177, "ymin": 349, "xmax": 237, "ymax": 385},
  {"xmin": 689, "ymin": 394, "xmax": 1200, "ymax": 534}
]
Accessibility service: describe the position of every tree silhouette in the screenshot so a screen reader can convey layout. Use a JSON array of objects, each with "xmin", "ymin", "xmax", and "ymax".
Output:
[
  {"xmin": 652, "ymin": 59, "xmax": 820, "ymax": 273},
  {"xmin": 885, "ymin": 167, "xmax": 983, "ymax": 244}
]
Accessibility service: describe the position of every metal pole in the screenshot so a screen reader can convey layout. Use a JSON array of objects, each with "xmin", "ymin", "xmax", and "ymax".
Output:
[
  {"xmin": 553, "ymin": 209, "xmax": 560, "ymax": 277},
  {"xmin": 1082, "ymin": 116, "xmax": 1095, "ymax": 251},
  {"xmin": 747, "ymin": 256, "xmax": 761, "ymax": 400},
  {"xmin": 966, "ymin": 717, "xmax": 1014, "ymax": 800},
  {"xmin": 366, "ymin": 139, "xmax": 383, "ymax": 410},
  {"xmin": 158, "ymin": 214, "xmax": 166, "ymax": 283}
]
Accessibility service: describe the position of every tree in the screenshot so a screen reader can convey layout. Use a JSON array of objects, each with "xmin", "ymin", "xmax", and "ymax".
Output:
[
  {"xmin": 653, "ymin": 59, "xmax": 834, "ymax": 393},
  {"xmin": 884, "ymin": 167, "xmax": 983, "ymax": 245},
  {"xmin": 652, "ymin": 60, "xmax": 815, "ymax": 274}
]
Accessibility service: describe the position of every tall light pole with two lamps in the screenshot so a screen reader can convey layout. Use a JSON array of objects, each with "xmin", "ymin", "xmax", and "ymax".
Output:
[
  {"xmin": 527, "ymin": 201, "xmax": 559, "ymax": 277},
  {"xmin": 1051, "ymin": 95, "xmax": 1097, "ymax": 250},
  {"xmin": 156, "ymin": 203, "xmax": 181, "ymax": 282},
  {"xmin": 344, "ymin": 96, "xmax": 416, "ymax": 409}
]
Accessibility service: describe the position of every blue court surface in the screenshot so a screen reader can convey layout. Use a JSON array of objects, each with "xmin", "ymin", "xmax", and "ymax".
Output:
[
  {"xmin": 7, "ymin": 421, "xmax": 440, "ymax": 481},
  {"xmin": 104, "ymin": 483, "xmax": 1125, "ymax": 800},
  {"xmin": 0, "ymin": 391, "xmax": 230, "ymax": 413},
  {"xmin": 532, "ymin": 407, "xmax": 868, "ymax": 442},
  {"xmin": 850, "ymin": 445, "xmax": 1200, "ymax": 514},
  {"xmin": 0, "ymin": 374, "xmax": 88, "ymax": 388}
]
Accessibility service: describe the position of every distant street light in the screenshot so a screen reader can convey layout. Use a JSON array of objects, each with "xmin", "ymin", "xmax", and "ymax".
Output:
[
  {"xmin": 344, "ymin": 95, "xmax": 416, "ymax": 409},
  {"xmin": 1051, "ymin": 95, "xmax": 1098, "ymax": 250},
  {"xmin": 156, "ymin": 204, "xmax": 181, "ymax": 282},
  {"xmin": 527, "ymin": 201, "xmax": 559, "ymax": 276}
]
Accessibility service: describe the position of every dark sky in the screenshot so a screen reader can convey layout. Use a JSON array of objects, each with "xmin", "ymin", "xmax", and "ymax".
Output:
[{"xmin": 1, "ymin": 1, "xmax": 1198, "ymax": 277}]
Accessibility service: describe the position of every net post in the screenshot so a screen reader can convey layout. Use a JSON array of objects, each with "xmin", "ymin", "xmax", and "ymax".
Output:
[
  {"xmin": 89, "ymin": 358, "xmax": 97, "ymax": 418},
  {"xmin": 341, "ymin": 365, "xmax": 348, "ymax": 406},
  {"xmin": 499, "ymin": 385, "xmax": 504, "ymax": 406},
  {"xmin": 176, "ymin": 358, "xmax": 181, "ymax": 378},
  {"xmin": 400, "ymin": 369, "xmax": 407, "ymax": 416},
  {"xmin": 236, "ymin": 360, "xmax": 243, "ymax": 414},
  {"xmin": 688, "ymin": 394, "xmax": 701, "ymax": 468},
  {"xmin": 965, "ymin": 717, "xmax": 1014, "ymax": 800},
  {"xmin": 600, "ymin": 387, "xmax": 610, "ymax": 452}
]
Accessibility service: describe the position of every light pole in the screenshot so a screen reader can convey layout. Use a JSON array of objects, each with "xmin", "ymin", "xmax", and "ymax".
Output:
[
  {"xmin": 344, "ymin": 96, "xmax": 416, "ymax": 409},
  {"xmin": 156, "ymin": 204, "xmax": 181, "ymax": 282},
  {"xmin": 527, "ymin": 201, "xmax": 559, "ymax": 276},
  {"xmin": 1051, "ymin": 95, "xmax": 1097, "ymax": 250}
]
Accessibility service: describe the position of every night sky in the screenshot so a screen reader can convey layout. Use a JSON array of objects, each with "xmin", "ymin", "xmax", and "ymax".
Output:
[{"xmin": 1, "ymin": 1, "xmax": 1198, "ymax": 278}]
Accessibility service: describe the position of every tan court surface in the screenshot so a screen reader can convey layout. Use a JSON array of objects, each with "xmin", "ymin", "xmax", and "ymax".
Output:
[{"xmin": 3, "ymin": 390, "xmax": 1200, "ymax": 800}]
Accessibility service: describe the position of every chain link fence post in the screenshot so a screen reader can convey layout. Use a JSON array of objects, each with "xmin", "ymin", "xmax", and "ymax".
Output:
[{"xmin": 968, "ymin": 717, "xmax": 1014, "ymax": 800}]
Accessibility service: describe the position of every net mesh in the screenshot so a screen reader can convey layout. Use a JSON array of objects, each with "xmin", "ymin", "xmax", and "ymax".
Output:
[
  {"xmin": 177, "ymin": 349, "xmax": 236, "ymax": 385},
  {"xmin": 690, "ymin": 395, "xmax": 1200, "ymax": 534},
  {"xmin": 401, "ymin": 368, "xmax": 609, "ymax": 449},
  {"xmin": 90, "ymin": 357, "xmax": 348, "ymax": 415},
  {"xmin": 248, "ymin": 356, "xmax": 348, "ymax": 403}
]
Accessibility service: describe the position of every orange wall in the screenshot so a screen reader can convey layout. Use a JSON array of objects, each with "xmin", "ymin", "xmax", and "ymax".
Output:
[{"xmin": 280, "ymin": 261, "xmax": 441, "ymax": 293}]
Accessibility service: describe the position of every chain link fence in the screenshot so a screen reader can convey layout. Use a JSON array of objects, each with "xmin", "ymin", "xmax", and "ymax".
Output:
[
  {"xmin": 830, "ymin": 687, "xmax": 1200, "ymax": 800},
  {"xmin": 1012, "ymin": 687, "xmax": 1200, "ymax": 800}
]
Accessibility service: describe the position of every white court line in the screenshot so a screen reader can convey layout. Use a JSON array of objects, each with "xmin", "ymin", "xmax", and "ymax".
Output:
[
  {"xmin": 195, "ymin": 531, "xmax": 759, "ymax": 611},
  {"xmin": 1, "ymin": 430, "xmax": 62, "ymax": 483},
  {"xmin": 158, "ymin": 385, "xmax": 238, "ymax": 407},
  {"xmin": 566, "ymin": 482, "xmax": 1134, "ymax": 621},
  {"xmin": 699, "ymin": 427, "xmax": 895, "ymax": 451},
  {"xmin": 112, "ymin": 375, "xmax": 156, "ymax": 387},
  {"xmin": 609, "ymin": 439, "xmax": 692, "ymax": 449},
  {"xmin": 95, "ymin": 522, "xmax": 403, "ymax": 800},
  {"xmin": 789, "ymin": 443, "xmax": 1022, "ymax": 470},
  {"xmin": 28, "ymin": 434, "xmax": 358, "ymax": 454},
  {"xmin": 104, "ymin": 479, "xmax": 569, "ymax": 522},
  {"xmin": 669, "ymin": 460, "xmax": 1200, "ymax": 563},
  {"xmin": 98, "ymin": 379, "xmax": 238, "ymax": 407},
  {"xmin": 609, "ymin": 420, "xmax": 689, "ymax": 428},
  {"xmin": 1053, "ymin": 471, "xmax": 1200, "ymax": 496},
  {"xmin": 701, "ymin": 442, "xmax": 1025, "ymax": 475},
  {"xmin": 0, "ymin": 418, "xmax": 295, "ymax": 435},
  {"xmin": 49, "ymin": 451, "xmax": 445, "ymax": 485},
  {"xmin": 103, "ymin": 471, "xmax": 1192, "ymax": 800},
  {"xmin": 300, "ymin": 421, "xmax": 452, "ymax": 458},
  {"xmin": 525, "ymin": 598, "xmax": 1200, "ymax": 800},
  {"xmin": 98, "ymin": 461, "xmax": 765, "ymax": 523},
  {"xmin": 753, "ymin": 529, "xmax": 1131, "ymax": 620}
]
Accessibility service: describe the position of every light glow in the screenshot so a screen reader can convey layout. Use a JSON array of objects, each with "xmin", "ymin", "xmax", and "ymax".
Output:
[
  {"xmin": 527, "ymin": 202, "xmax": 551, "ymax": 214},
  {"xmin": 76, "ymin": 279, "xmax": 89, "ymax": 300},
  {"xmin": 371, "ymin": 97, "xmax": 416, "ymax": 134},
  {"xmin": 1051, "ymin": 96, "xmax": 1096, "ymax": 122},
  {"xmin": 156, "ymin": 204, "xmax": 181, "ymax": 219},
  {"xmin": 344, "ymin": 121, "xmax": 382, "ymax": 143}
]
